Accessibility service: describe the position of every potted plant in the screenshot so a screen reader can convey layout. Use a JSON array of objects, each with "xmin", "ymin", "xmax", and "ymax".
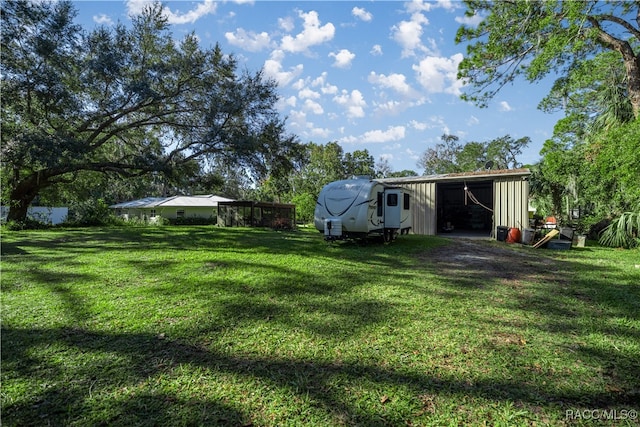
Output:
[{"xmin": 572, "ymin": 220, "xmax": 588, "ymax": 248}]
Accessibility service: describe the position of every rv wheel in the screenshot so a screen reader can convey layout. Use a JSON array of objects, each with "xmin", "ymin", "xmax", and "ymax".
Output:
[{"xmin": 383, "ymin": 229, "xmax": 396, "ymax": 243}]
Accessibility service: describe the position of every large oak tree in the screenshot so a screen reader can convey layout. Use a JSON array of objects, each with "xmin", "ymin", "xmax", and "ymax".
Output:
[
  {"xmin": 456, "ymin": 1, "xmax": 640, "ymax": 117},
  {"xmin": 1, "ymin": 1, "xmax": 299, "ymax": 222}
]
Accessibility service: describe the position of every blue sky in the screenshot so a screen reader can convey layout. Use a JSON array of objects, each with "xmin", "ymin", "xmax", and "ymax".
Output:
[{"xmin": 73, "ymin": 0, "xmax": 565, "ymax": 174}]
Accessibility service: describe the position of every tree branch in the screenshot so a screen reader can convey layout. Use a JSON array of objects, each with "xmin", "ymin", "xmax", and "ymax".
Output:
[{"xmin": 593, "ymin": 14, "xmax": 640, "ymax": 41}]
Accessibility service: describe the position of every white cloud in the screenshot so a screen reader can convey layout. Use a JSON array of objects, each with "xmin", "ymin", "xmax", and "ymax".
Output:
[
  {"xmin": 374, "ymin": 100, "xmax": 403, "ymax": 115},
  {"xmin": 298, "ymin": 87, "xmax": 321, "ymax": 99},
  {"xmin": 322, "ymin": 84, "xmax": 339, "ymax": 95},
  {"xmin": 333, "ymin": 89, "xmax": 367, "ymax": 118},
  {"xmin": 352, "ymin": 7, "xmax": 373, "ymax": 22},
  {"xmin": 303, "ymin": 99, "xmax": 324, "ymax": 115},
  {"xmin": 278, "ymin": 16, "xmax": 295, "ymax": 32},
  {"xmin": 413, "ymin": 53, "xmax": 464, "ymax": 95},
  {"xmin": 263, "ymin": 50, "xmax": 304, "ymax": 87},
  {"xmin": 427, "ymin": 115, "xmax": 451, "ymax": 134},
  {"xmin": 225, "ymin": 28, "xmax": 271, "ymax": 52},
  {"xmin": 406, "ymin": 147, "xmax": 420, "ymax": 161},
  {"xmin": 409, "ymin": 120, "xmax": 428, "ymax": 131},
  {"xmin": 360, "ymin": 126, "xmax": 406, "ymax": 143},
  {"xmin": 467, "ymin": 115, "xmax": 480, "ymax": 126},
  {"xmin": 455, "ymin": 13, "xmax": 483, "ymax": 27},
  {"xmin": 93, "ymin": 14, "xmax": 113, "ymax": 25},
  {"xmin": 368, "ymin": 72, "xmax": 412, "ymax": 96},
  {"xmin": 329, "ymin": 49, "xmax": 355, "ymax": 68},
  {"xmin": 291, "ymin": 78, "xmax": 307, "ymax": 91},
  {"xmin": 310, "ymin": 127, "xmax": 331, "ymax": 138},
  {"xmin": 280, "ymin": 96, "xmax": 297, "ymax": 108},
  {"xmin": 310, "ymin": 72, "xmax": 338, "ymax": 95},
  {"xmin": 126, "ymin": 0, "xmax": 149, "ymax": 16},
  {"xmin": 127, "ymin": 0, "xmax": 218, "ymax": 24},
  {"xmin": 288, "ymin": 109, "xmax": 330, "ymax": 138},
  {"xmin": 370, "ymin": 44, "xmax": 383, "ymax": 56},
  {"xmin": 406, "ymin": 0, "xmax": 458, "ymax": 13},
  {"xmin": 499, "ymin": 101, "xmax": 513, "ymax": 112},
  {"xmin": 373, "ymin": 98, "xmax": 426, "ymax": 116},
  {"xmin": 405, "ymin": 0, "xmax": 433, "ymax": 13},
  {"xmin": 391, "ymin": 12, "xmax": 430, "ymax": 57},
  {"xmin": 288, "ymin": 109, "xmax": 308, "ymax": 132},
  {"xmin": 280, "ymin": 10, "xmax": 335, "ymax": 53}
]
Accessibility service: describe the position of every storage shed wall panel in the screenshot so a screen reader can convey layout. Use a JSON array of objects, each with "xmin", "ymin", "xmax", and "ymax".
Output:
[
  {"xmin": 398, "ymin": 182, "xmax": 436, "ymax": 235},
  {"xmin": 493, "ymin": 178, "xmax": 529, "ymax": 232}
]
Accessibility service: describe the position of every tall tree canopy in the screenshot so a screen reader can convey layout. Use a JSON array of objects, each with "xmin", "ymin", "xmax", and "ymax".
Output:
[
  {"xmin": 456, "ymin": 1, "xmax": 640, "ymax": 117},
  {"xmin": 1, "ymin": 1, "xmax": 299, "ymax": 221},
  {"xmin": 418, "ymin": 134, "xmax": 529, "ymax": 175}
]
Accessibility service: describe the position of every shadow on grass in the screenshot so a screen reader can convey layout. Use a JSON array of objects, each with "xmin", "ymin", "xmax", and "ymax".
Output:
[
  {"xmin": 3, "ymin": 325, "xmax": 638, "ymax": 426},
  {"xmin": 3, "ymin": 229, "xmax": 639, "ymax": 424},
  {"xmin": 421, "ymin": 239, "xmax": 640, "ymax": 409},
  {"xmin": 1, "ymin": 226, "xmax": 329, "ymax": 257}
]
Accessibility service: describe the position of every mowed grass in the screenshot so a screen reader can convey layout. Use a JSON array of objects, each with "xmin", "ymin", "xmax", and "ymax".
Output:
[{"xmin": 1, "ymin": 226, "xmax": 639, "ymax": 426}]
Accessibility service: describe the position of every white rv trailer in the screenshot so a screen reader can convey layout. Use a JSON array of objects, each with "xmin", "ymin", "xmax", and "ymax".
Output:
[{"xmin": 314, "ymin": 177, "xmax": 412, "ymax": 241}]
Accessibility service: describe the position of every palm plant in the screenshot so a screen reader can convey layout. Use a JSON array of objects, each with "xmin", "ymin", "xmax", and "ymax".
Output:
[{"xmin": 599, "ymin": 211, "xmax": 640, "ymax": 249}]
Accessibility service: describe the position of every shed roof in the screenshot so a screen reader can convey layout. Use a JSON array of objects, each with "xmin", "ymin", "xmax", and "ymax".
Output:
[
  {"xmin": 110, "ymin": 195, "xmax": 234, "ymax": 209},
  {"xmin": 378, "ymin": 168, "xmax": 530, "ymax": 185}
]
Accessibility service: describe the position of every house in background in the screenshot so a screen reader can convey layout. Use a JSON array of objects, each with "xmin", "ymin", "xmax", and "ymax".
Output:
[
  {"xmin": 110, "ymin": 195, "xmax": 297, "ymax": 229},
  {"xmin": 110, "ymin": 195, "xmax": 234, "ymax": 222}
]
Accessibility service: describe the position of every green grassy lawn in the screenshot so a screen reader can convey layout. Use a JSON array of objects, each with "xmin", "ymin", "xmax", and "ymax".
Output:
[{"xmin": 2, "ymin": 226, "xmax": 639, "ymax": 426}]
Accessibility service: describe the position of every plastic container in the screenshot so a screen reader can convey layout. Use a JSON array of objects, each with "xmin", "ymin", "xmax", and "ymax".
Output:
[
  {"xmin": 506, "ymin": 227, "xmax": 522, "ymax": 244},
  {"xmin": 559, "ymin": 227, "xmax": 574, "ymax": 241},
  {"xmin": 573, "ymin": 234, "xmax": 586, "ymax": 248},
  {"xmin": 547, "ymin": 240, "xmax": 571, "ymax": 250},
  {"xmin": 496, "ymin": 226, "xmax": 509, "ymax": 241},
  {"xmin": 522, "ymin": 228, "xmax": 535, "ymax": 245}
]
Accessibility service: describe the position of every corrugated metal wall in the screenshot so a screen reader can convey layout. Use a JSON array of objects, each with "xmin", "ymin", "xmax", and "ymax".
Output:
[
  {"xmin": 493, "ymin": 177, "xmax": 530, "ymax": 232},
  {"xmin": 399, "ymin": 182, "xmax": 437, "ymax": 235},
  {"xmin": 383, "ymin": 171, "xmax": 530, "ymax": 236}
]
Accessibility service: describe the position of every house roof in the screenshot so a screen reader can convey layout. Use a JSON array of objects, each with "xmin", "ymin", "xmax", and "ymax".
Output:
[{"xmin": 110, "ymin": 195, "xmax": 234, "ymax": 209}]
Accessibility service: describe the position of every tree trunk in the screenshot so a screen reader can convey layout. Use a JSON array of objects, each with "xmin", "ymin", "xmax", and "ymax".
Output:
[
  {"xmin": 626, "ymin": 54, "xmax": 640, "ymax": 119},
  {"xmin": 6, "ymin": 174, "xmax": 46, "ymax": 222}
]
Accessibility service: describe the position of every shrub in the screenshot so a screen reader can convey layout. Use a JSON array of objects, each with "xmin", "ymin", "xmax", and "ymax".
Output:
[
  {"xmin": 4, "ymin": 218, "xmax": 51, "ymax": 231},
  {"xmin": 65, "ymin": 199, "xmax": 118, "ymax": 226},
  {"xmin": 169, "ymin": 216, "xmax": 217, "ymax": 226},
  {"xmin": 599, "ymin": 211, "xmax": 640, "ymax": 249}
]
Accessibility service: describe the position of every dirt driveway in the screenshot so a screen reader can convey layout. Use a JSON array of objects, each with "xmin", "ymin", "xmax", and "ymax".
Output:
[{"xmin": 424, "ymin": 238, "xmax": 561, "ymax": 286}]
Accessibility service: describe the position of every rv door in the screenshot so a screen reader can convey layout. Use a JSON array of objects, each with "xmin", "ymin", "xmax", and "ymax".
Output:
[{"xmin": 384, "ymin": 190, "xmax": 402, "ymax": 229}]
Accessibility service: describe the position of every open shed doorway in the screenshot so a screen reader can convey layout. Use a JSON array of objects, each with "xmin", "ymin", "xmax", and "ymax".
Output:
[{"xmin": 437, "ymin": 180, "xmax": 493, "ymax": 237}]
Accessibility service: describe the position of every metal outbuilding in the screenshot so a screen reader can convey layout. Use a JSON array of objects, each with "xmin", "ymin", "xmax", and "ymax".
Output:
[{"xmin": 379, "ymin": 168, "xmax": 531, "ymax": 237}]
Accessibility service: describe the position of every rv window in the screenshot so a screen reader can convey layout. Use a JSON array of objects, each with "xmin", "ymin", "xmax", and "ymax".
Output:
[
  {"xmin": 176, "ymin": 209, "xmax": 185, "ymax": 218},
  {"xmin": 403, "ymin": 193, "xmax": 410, "ymax": 210},
  {"xmin": 377, "ymin": 192, "xmax": 383, "ymax": 216},
  {"xmin": 387, "ymin": 193, "xmax": 398, "ymax": 206}
]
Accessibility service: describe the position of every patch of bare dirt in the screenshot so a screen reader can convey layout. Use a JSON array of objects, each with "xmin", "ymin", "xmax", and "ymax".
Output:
[{"xmin": 422, "ymin": 239, "xmax": 561, "ymax": 286}]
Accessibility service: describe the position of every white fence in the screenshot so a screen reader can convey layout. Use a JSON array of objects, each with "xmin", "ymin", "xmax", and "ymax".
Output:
[{"xmin": 1, "ymin": 206, "xmax": 68, "ymax": 225}]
